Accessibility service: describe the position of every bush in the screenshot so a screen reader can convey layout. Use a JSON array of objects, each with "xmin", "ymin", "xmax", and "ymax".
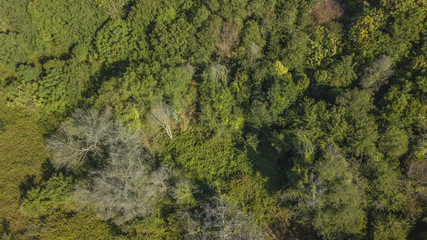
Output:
[{"xmin": 22, "ymin": 173, "xmax": 73, "ymax": 218}]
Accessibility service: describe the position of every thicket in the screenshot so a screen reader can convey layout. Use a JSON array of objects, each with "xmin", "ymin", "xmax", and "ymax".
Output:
[{"xmin": 0, "ymin": 0, "xmax": 426, "ymax": 239}]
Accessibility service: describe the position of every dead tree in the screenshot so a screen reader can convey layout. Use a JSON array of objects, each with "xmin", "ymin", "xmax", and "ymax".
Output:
[
  {"xmin": 47, "ymin": 108, "xmax": 114, "ymax": 171},
  {"xmin": 184, "ymin": 196, "xmax": 265, "ymax": 240},
  {"xmin": 149, "ymin": 101, "xmax": 176, "ymax": 140}
]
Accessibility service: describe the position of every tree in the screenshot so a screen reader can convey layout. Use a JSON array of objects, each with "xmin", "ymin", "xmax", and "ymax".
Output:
[
  {"xmin": 317, "ymin": 55, "xmax": 357, "ymax": 87},
  {"xmin": 266, "ymin": 72, "xmax": 298, "ymax": 119},
  {"xmin": 373, "ymin": 214, "xmax": 411, "ymax": 240},
  {"xmin": 75, "ymin": 149, "xmax": 169, "ymax": 225},
  {"xmin": 378, "ymin": 126, "xmax": 409, "ymax": 159},
  {"xmin": 35, "ymin": 58, "xmax": 95, "ymax": 116},
  {"xmin": 95, "ymin": 62, "xmax": 158, "ymax": 126},
  {"xmin": 199, "ymin": 65, "xmax": 244, "ymax": 130},
  {"xmin": 313, "ymin": 0, "xmax": 343, "ymax": 25},
  {"xmin": 22, "ymin": 173, "xmax": 73, "ymax": 218},
  {"xmin": 216, "ymin": 21, "xmax": 240, "ymax": 58},
  {"xmin": 360, "ymin": 55, "xmax": 394, "ymax": 91},
  {"xmin": 149, "ymin": 101, "xmax": 176, "ymax": 140},
  {"xmin": 47, "ymin": 108, "xmax": 115, "ymax": 171},
  {"xmin": 284, "ymin": 146, "xmax": 367, "ymax": 239},
  {"xmin": 336, "ymin": 90, "xmax": 378, "ymax": 157},
  {"xmin": 95, "ymin": 0, "xmax": 130, "ymax": 19},
  {"xmin": 350, "ymin": 8, "xmax": 389, "ymax": 60},
  {"xmin": 28, "ymin": 0, "xmax": 107, "ymax": 51},
  {"xmin": 157, "ymin": 66, "xmax": 196, "ymax": 114},
  {"xmin": 150, "ymin": 17, "xmax": 193, "ymax": 65},
  {"xmin": 95, "ymin": 18, "xmax": 139, "ymax": 64},
  {"xmin": 48, "ymin": 108, "xmax": 172, "ymax": 225},
  {"xmin": 184, "ymin": 196, "xmax": 264, "ymax": 240}
]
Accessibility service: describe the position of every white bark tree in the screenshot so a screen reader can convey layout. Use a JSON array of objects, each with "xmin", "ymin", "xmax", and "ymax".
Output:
[
  {"xmin": 360, "ymin": 55, "xmax": 393, "ymax": 91},
  {"xmin": 149, "ymin": 101, "xmax": 176, "ymax": 140},
  {"xmin": 73, "ymin": 121, "xmax": 169, "ymax": 225},
  {"xmin": 48, "ymin": 108, "xmax": 171, "ymax": 225},
  {"xmin": 47, "ymin": 108, "xmax": 114, "ymax": 171},
  {"xmin": 184, "ymin": 197, "xmax": 265, "ymax": 240}
]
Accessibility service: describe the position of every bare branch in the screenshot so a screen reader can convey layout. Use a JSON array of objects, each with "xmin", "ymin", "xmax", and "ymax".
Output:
[
  {"xmin": 47, "ymin": 108, "xmax": 114, "ymax": 171},
  {"xmin": 149, "ymin": 101, "xmax": 176, "ymax": 140},
  {"xmin": 184, "ymin": 196, "xmax": 265, "ymax": 240}
]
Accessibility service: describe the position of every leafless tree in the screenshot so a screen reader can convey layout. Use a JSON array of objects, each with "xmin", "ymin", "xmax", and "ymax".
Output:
[
  {"xmin": 98, "ymin": 0, "xmax": 130, "ymax": 19},
  {"xmin": 75, "ymin": 164, "xmax": 170, "ymax": 225},
  {"xmin": 209, "ymin": 63, "xmax": 228, "ymax": 84},
  {"xmin": 313, "ymin": 0, "xmax": 343, "ymax": 25},
  {"xmin": 249, "ymin": 43, "xmax": 262, "ymax": 60},
  {"xmin": 184, "ymin": 196, "xmax": 265, "ymax": 240},
  {"xmin": 360, "ymin": 55, "xmax": 394, "ymax": 91},
  {"xmin": 148, "ymin": 101, "xmax": 176, "ymax": 140},
  {"xmin": 216, "ymin": 22, "xmax": 239, "ymax": 58},
  {"xmin": 48, "ymin": 108, "xmax": 174, "ymax": 225},
  {"xmin": 183, "ymin": 63, "xmax": 196, "ymax": 77},
  {"xmin": 47, "ymin": 108, "xmax": 114, "ymax": 171},
  {"xmin": 74, "ymin": 125, "xmax": 169, "ymax": 225}
]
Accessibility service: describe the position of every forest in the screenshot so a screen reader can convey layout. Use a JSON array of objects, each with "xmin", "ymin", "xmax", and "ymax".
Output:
[{"xmin": 0, "ymin": 0, "xmax": 426, "ymax": 239}]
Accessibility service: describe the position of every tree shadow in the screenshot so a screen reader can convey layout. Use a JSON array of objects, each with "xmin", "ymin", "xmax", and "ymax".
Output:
[
  {"xmin": 83, "ymin": 60, "xmax": 130, "ymax": 101},
  {"xmin": 19, "ymin": 158, "xmax": 69, "ymax": 200},
  {"xmin": 242, "ymin": 124, "xmax": 292, "ymax": 191},
  {"xmin": 18, "ymin": 175, "xmax": 37, "ymax": 200}
]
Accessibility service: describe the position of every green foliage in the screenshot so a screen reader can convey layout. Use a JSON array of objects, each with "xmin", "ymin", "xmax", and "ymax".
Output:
[
  {"xmin": 307, "ymin": 24, "xmax": 342, "ymax": 68},
  {"xmin": 316, "ymin": 55, "xmax": 357, "ymax": 87},
  {"xmin": 336, "ymin": 90, "xmax": 378, "ymax": 157},
  {"xmin": 350, "ymin": 8, "xmax": 389, "ymax": 60},
  {"xmin": 95, "ymin": 62, "xmax": 158, "ymax": 126},
  {"xmin": 273, "ymin": 60, "xmax": 288, "ymax": 76},
  {"xmin": 189, "ymin": 14, "xmax": 222, "ymax": 64},
  {"xmin": 266, "ymin": 73, "xmax": 298, "ymax": 119},
  {"xmin": 95, "ymin": 18, "xmax": 139, "ymax": 64},
  {"xmin": 294, "ymin": 72, "xmax": 310, "ymax": 92},
  {"xmin": 381, "ymin": 83, "xmax": 426, "ymax": 129},
  {"xmin": 373, "ymin": 214, "xmax": 411, "ymax": 240},
  {"xmin": 0, "ymin": 32, "xmax": 45, "ymax": 76},
  {"xmin": 28, "ymin": 0, "xmax": 107, "ymax": 51},
  {"xmin": 314, "ymin": 148, "xmax": 367, "ymax": 238},
  {"xmin": 34, "ymin": 59, "xmax": 95, "ymax": 116},
  {"xmin": 286, "ymin": 146, "xmax": 367, "ymax": 239},
  {"xmin": 378, "ymin": 126, "xmax": 409, "ymax": 159},
  {"xmin": 239, "ymin": 20, "xmax": 266, "ymax": 59},
  {"xmin": 16, "ymin": 64, "xmax": 39, "ymax": 82},
  {"xmin": 368, "ymin": 160, "xmax": 410, "ymax": 213},
  {"xmin": 159, "ymin": 129, "xmax": 245, "ymax": 185},
  {"xmin": 157, "ymin": 66, "xmax": 196, "ymax": 113},
  {"xmin": 0, "ymin": 0, "xmax": 36, "ymax": 36},
  {"xmin": 150, "ymin": 17, "xmax": 194, "ymax": 65},
  {"xmin": 95, "ymin": 0, "xmax": 131, "ymax": 19},
  {"xmin": 280, "ymin": 31, "xmax": 310, "ymax": 71},
  {"xmin": 37, "ymin": 209, "xmax": 118, "ymax": 239},
  {"xmin": 215, "ymin": 0, "xmax": 248, "ymax": 20},
  {"xmin": 199, "ymin": 65, "xmax": 244, "ymax": 130},
  {"xmin": 1, "ymin": 0, "xmax": 426, "ymax": 238},
  {"xmin": 0, "ymin": 95, "xmax": 49, "ymax": 234},
  {"xmin": 22, "ymin": 173, "xmax": 73, "ymax": 218}
]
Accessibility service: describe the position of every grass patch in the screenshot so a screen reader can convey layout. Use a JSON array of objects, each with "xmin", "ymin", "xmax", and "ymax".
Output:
[{"xmin": 0, "ymin": 94, "xmax": 48, "ymax": 235}]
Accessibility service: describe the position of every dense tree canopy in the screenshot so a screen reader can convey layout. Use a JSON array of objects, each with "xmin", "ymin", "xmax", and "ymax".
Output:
[{"xmin": 0, "ymin": 0, "xmax": 426, "ymax": 239}]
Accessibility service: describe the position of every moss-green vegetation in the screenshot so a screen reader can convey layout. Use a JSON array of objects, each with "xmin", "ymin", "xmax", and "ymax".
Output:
[{"xmin": 0, "ymin": 94, "xmax": 48, "ymax": 234}]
